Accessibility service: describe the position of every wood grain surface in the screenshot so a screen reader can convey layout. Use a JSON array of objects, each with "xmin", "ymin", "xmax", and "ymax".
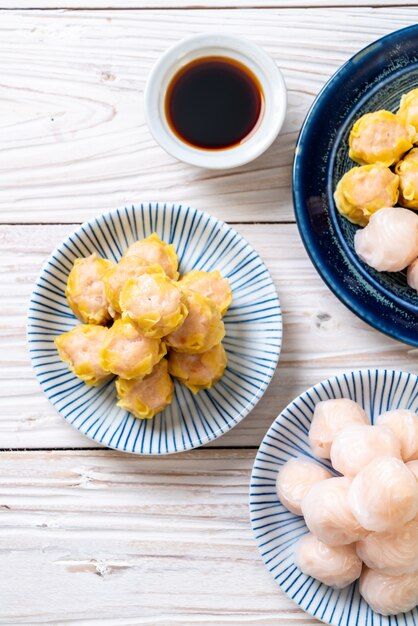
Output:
[
  {"xmin": 2, "ymin": 7, "xmax": 418, "ymax": 223},
  {"xmin": 0, "ymin": 449, "xmax": 318, "ymax": 625}
]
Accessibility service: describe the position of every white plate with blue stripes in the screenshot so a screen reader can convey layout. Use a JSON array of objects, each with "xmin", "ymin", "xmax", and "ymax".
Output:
[
  {"xmin": 28, "ymin": 203, "xmax": 282, "ymax": 455},
  {"xmin": 250, "ymin": 369, "xmax": 418, "ymax": 626}
]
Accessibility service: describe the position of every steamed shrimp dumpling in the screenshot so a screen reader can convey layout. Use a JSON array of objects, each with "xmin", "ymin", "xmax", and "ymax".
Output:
[
  {"xmin": 120, "ymin": 273, "xmax": 187, "ymax": 338},
  {"xmin": 356, "ymin": 518, "xmax": 418, "ymax": 576},
  {"xmin": 179, "ymin": 270, "xmax": 232, "ymax": 316},
  {"xmin": 66, "ymin": 253, "xmax": 115, "ymax": 325},
  {"xmin": 104, "ymin": 256, "xmax": 164, "ymax": 315},
  {"xmin": 166, "ymin": 289, "xmax": 225, "ymax": 354},
  {"xmin": 348, "ymin": 456, "xmax": 418, "ymax": 532},
  {"xmin": 395, "ymin": 147, "xmax": 418, "ymax": 209},
  {"xmin": 301, "ymin": 477, "xmax": 367, "ymax": 545},
  {"xmin": 116, "ymin": 359, "xmax": 173, "ymax": 420},
  {"xmin": 330, "ymin": 424, "xmax": 401, "ymax": 477},
  {"xmin": 122, "ymin": 233, "xmax": 178, "ymax": 279},
  {"xmin": 375, "ymin": 409, "xmax": 418, "ymax": 462},
  {"xmin": 354, "ymin": 206, "xmax": 418, "ymax": 272},
  {"xmin": 99, "ymin": 318, "xmax": 166, "ymax": 379},
  {"xmin": 349, "ymin": 110, "xmax": 416, "ymax": 166},
  {"xmin": 309, "ymin": 398, "xmax": 369, "ymax": 459},
  {"xmin": 359, "ymin": 568, "xmax": 418, "ymax": 616},
  {"xmin": 54, "ymin": 324, "xmax": 111, "ymax": 386},
  {"xmin": 334, "ymin": 164, "xmax": 399, "ymax": 226},
  {"xmin": 294, "ymin": 533, "xmax": 362, "ymax": 589},
  {"xmin": 397, "ymin": 87, "xmax": 418, "ymax": 133},
  {"xmin": 407, "ymin": 258, "xmax": 418, "ymax": 292},
  {"xmin": 168, "ymin": 343, "xmax": 227, "ymax": 394},
  {"xmin": 275, "ymin": 458, "xmax": 333, "ymax": 516}
]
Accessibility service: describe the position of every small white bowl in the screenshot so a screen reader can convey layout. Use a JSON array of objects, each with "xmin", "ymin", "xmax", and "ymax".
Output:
[{"xmin": 144, "ymin": 34, "xmax": 287, "ymax": 169}]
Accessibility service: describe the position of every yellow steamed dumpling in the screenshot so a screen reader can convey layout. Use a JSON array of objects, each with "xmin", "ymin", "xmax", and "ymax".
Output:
[
  {"xmin": 120, "ymin": 273, "xmax": 187, "ymax": 338},
  {"xmin": 66, "ymin": 253, "xmax": 115, "ymax": 325},
  {"xmin": 334, "ymin": 164, "xmax": 399, "ymax": 226},
  {"xmin": 54, "ymin": 324, "xmax": 111, "ymax": 386},
  {"xmin": 104, "ymin": 256, "xmax": 164, "ymax": 316},
  {"xmin": 99, "ymin": 318, "xmax": 166, "ymax": 379},
  {"xmin": 116, "ymin": 359, "xmax": 174, "ymax": 419},
  {"xmin": 165, "ymin": 289, "xmax": 225, "ymax": 354},
  {"xmin": 395, "ymin": 147, "xmax": 418, "ymax": 210},
  {"xmin": 178, "ymin": 270, "xmax": 232, "ymax": 316},
  {"xmin": 122, "ymin": 233, "xmax": 179, "ymax": 280},
  {"xmin": 397, "ymin": 87, "xmax": 418, "ymax": 133},
  {"xmin": 349, "ymin": 110, "xmax": 416, "ymax": 167},
  {"xmin": 168, "ymin": 343, "xmax": 227, "ymax": 393}
]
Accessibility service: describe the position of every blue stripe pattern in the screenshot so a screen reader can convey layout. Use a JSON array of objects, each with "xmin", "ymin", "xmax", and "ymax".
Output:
[
  {"xmin": 250, "ymin": 369, "xmax": 418, "ymax": 626},
  {"xmin": 28, "ymin": 202, "xmax": 282, "ymax": 455}
]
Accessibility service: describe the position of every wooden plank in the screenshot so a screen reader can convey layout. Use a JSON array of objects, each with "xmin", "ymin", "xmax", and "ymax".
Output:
[
  {"xmin": 2, "ymin": 7, "xmax": 418, "ymax": 223},
  {"xmin": 0, "ymin": 223, "xmax": 414, "ymax": 450},
  {"xmin": 0, "ymin": 449, "xmax": 320, "ymax": 624}
]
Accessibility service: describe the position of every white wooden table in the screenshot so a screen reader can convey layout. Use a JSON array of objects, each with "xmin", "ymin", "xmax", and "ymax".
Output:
[{"xmin": 1, "ymin": 2, "xmax": 417, "ymax": 624}]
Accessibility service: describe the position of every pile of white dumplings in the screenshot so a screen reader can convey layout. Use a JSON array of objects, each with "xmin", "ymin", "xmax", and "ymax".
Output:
[{"xmin": 276, "ymin": 399, "xmax": 418, "ymax": 616}]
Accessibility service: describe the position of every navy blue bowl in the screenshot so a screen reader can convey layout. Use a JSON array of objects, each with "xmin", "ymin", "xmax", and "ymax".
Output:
[{"xmin": 293, "ymin": 25, "xmax": 418, "ymax": 347}]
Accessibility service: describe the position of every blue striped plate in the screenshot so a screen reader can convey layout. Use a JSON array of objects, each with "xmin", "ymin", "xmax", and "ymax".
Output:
[
  {"xmin": 28, "ymin": 203, "xmax": 282, "ymax": 454},
  {"xmin": 250, "ymin": 369, "xmax": 418, "ymax": 626}
]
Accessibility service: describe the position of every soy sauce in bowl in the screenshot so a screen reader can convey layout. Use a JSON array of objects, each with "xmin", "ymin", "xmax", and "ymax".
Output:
[{"xmin": 165, "ymin": 56, "xmax": 264, "ymax": 150}]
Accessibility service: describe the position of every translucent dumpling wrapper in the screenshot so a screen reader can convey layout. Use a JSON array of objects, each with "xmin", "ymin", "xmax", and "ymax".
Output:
[
  {"xmin": 120, "ymin": 273, "xmax": 187, "ymax": 338},
  {"xmin": 406, "ymin": 459, "xmax": 418, "ymax": 480},
  {"xmin": 168, "ymin": 343, "xmax": 227, "ymax": 394},
  {"xmin": 99, "ymin": 318, "xmax": 166, "ymax": 379},
  {"xmin": 66, "ymin": 253, "xmax": 115, "ymax": 325},
  {"xmin": 407, "ymin": 258, "xmax": 418, "ymax": 292},
  {"xmin": 356, "ymin": 519, "xmax": 418, "ymax": 576},
  {"xmin": 330, "ymin": 424, "xmax": 401, "ymax": 477},
  {"xmin": 122, "ymin": 233, "xmax": 179, "ymax": 280},
  {"xmin": 349, "ymin": 110, "xmax": 416, "ymax": 167},
  {"xmin": 359, "ymin": 567, "xmax": 418, "ymax": 616},
  {"xmin": 354, "ymin": 206, "xmax": 418, "ymax": 272},
  {"xmin": 178, "ymin": 270, "xmax": 232, "ymax": 316},
  {"xmin": 104, "ymin": 256, "xmax": 165, "ymax": 315},
  {"xmin": 165, "ymin": 289, "xmax": 225, "ymax": 354},
  {"xmin": 397, "ymin": 87, "xmax": 418, "ymax": 133},
  {"xmin": 348, "ymin": 456, "xmax": 418, "ymax": 532},
  {"xmin": 301, "ymin": 477, "xmax": 367, "ymax": 545},
  {"xmin": 55, "ymin": 324, "xmax": 111, "ymax": 386},
  {"xmin": 309, "ymin": 398, "xmax": 369, "ymax": 459},
  {"xmin": 116, "ymin": 359, "xmax": 173, "ymax": 420},
  {"xmin": 294, "ymin": 533, "xmax": 362, "ymax": 589},
  {"xmin": 275, "ymin": 458, "xmax": 333, "ymax": 516},
  {"xmin": 375, "ymin": 409, "xmax": 418, "ymax": 462},
  {"xmin": 334, "ymin": 164, "xmax": 399, "ymax": 227},
  {"xmin": 395, "ymin": 147, "xmax": 418, "ymax": 209}
]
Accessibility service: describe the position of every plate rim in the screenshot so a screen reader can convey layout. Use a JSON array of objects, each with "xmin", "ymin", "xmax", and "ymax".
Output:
[
  {"xmin": 27, "ymin": 201, "xmax": 282, "ymax": 455},
  {"xmin": 293, "ymin": 25, "xmax": 418, "ymax": 347},
  {"xmin": 249, "ymin": 367, "xmax": 418, "ymax": 625}
]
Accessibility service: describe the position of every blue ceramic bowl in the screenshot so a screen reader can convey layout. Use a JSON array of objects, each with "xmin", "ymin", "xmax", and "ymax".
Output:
[
  {"xmin": 28, "ymin": 203, "xmax": 282, "ymax": 455},
  {"xmin": 293, "ymin": 25, "xmax": 418, "ymax": 346},
  {"xmin": 250, "ymin": 369, "xmax": 418, "ymax": 626}
]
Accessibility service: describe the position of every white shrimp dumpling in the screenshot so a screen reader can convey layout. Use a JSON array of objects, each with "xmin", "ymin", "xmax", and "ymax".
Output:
[
  {"xmin": 406, "ymin": 459, "xmax": 418, "ymax": 480},
  {"xmin": 375, "ymin": 409, "xmax": 418, "ymax": 462},
  {"xmin": 354, "ymin": 206, "xmax": 418, "ymax": 272},
  {"xmin": 359, "ymin": 568, "xmax": 418, "ymax": 616},
  {"xmin": 294, "ymin": 533, "xmax": 362, "ymax": 589},
  {"xmin": 309, "ymin": 398, "xmax": 369, "ymax": 459},
  {"xmin": 356, "ymin": 518, "xmax": 418, "ymax": 576},
  {"xmin": 301, "ymin": 477, "xmax": 367, "ymax": 545},
  {"xmin": 330, "ymin": 424, "xmax": 401, "ymax": 477},
  {"xmin": 275, "ymin": 458, "xmax": 333, "ymax": 516},
  {"xmin": 407, "ymin": 258, "xmax": 418, "ymax": 292},
  {"xmin": 348, "ymin": 456, "xmax": 418, "ymax": 532}
]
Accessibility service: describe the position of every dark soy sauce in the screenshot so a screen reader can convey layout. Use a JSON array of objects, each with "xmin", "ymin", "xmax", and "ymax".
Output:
[{"xmin": 165, "ymin": 56, "xmax": 264, "ymax": 150}]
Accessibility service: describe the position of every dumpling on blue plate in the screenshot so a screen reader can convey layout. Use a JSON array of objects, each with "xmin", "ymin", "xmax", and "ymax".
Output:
[
  {"xmin": 397, "ymin": 87, "xmax": 418, "ymax": 133},
  {"xmin": 122, "ymin": 233, "xmax": 179, "ymax": 280},
  {"xmin": 395, "ymin": 147, "xmax": 418, "ymax": 209},
  {"xmin": 178, "ymin": 270, "xmax": 232, "ymax": 316},
  {"xmin": 116, "ymin": 359, "xmax": 173, "ymax": 420},
  {"xmin": 168, "ymin": 343, "xmax": 227, "ymax": 394},
  {"xmin": 55, "ymin": 324, "xmax": 111, "ymax": 386},
  {"xmin": 66, "ymin": 253, "xmax": 115, "ymax": 325}
]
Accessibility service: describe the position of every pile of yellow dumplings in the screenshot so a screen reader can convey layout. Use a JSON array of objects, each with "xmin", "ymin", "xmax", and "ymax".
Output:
[{"xmin": 55, "ymin": 233, "xmax": 232, "ymax": 420}]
